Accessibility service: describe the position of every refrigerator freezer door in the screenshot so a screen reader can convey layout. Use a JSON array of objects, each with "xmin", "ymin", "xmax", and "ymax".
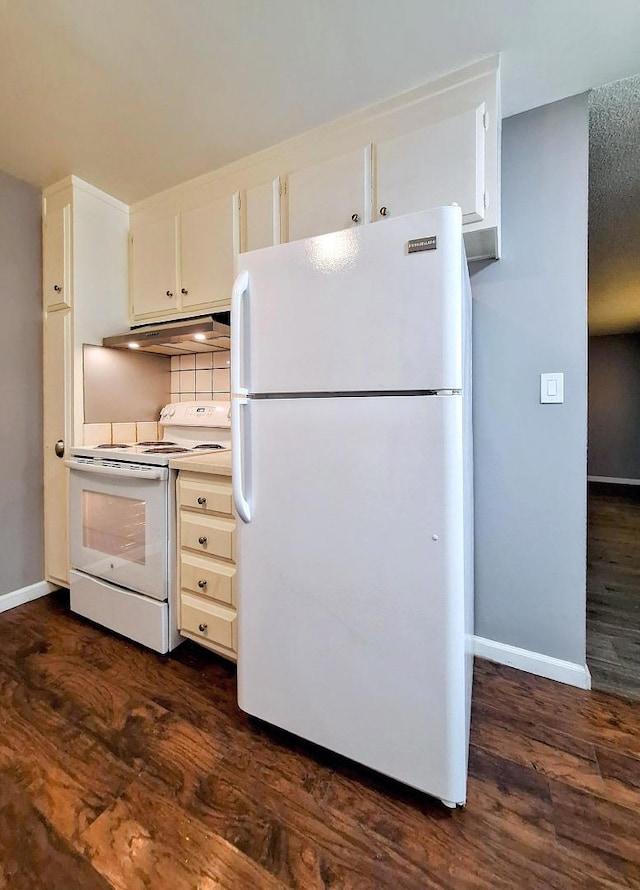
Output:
[
  {"xmin": 235, "ymin": 207, "xmax": 464, "ymax": 395},
  {"xmin": 237, "ymin": 394, "xmax": 469, "ymax": 803}
]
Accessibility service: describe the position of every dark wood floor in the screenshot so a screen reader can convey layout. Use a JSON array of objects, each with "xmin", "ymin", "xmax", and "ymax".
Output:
[
  {"xmin": 1, "ymin": 592, "xmax": 639, "ymax": 889},
  {"xmin": 588, "ymin": 484, "xmax": 640, "ymax": 700}
]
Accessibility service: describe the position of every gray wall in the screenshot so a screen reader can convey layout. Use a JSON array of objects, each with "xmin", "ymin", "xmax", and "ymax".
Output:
[
  {"xmin": 588, "ymin": 333, "xmax": 640, "ymax": 479},
  {"xmin": 470, "ymin": 94, "xmax": 588, "ymax": 666},
  {"xmin": 0, "ymin": 170, "xmax": 43, "ymax": 595}
]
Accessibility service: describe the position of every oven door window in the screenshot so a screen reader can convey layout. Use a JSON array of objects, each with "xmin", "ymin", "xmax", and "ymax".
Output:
[
  {"xmin": 69, "ymin": 468, "xmax": 168, "ymax": 601},
  {"xmin": 82, "ymin": 491, "xmax": 146, "ymax": 565}
]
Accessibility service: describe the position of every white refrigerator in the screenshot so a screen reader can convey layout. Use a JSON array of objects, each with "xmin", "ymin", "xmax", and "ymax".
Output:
[{"xmin": 231, "ymin": 206, "xmax": 473, "ymax": 808}]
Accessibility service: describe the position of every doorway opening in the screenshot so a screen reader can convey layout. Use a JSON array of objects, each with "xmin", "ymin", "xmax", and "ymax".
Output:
[{"xmin": 587, "ymin": 75, "xmax": 640, "ymax": 700}]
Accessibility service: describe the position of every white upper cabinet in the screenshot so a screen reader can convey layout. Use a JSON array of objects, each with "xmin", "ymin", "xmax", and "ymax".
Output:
[
  {"xmin": 43, "ymin": 200, "xmax": 71, "ymax": 310},
  {"xmin": 241, "ymin": 178, "xmax": 282, "ymax": 253},
  {"xmin": 180, "ymin": 196, "xmax": 234, "ymax": 311},
  {"xmin": 131, "ymin": 215, "xmax": 179, "ymax": 320},
  {"xmin": 128, "ymin": 57, "xmax": 500, "ymax": 305},
  {"xmin": 373, "ymin": 105, "xmax": 486, "ymax": 225},
  {"xmin": 287, "ymin": 147, "xmax": 370, "ymax": 242},
  {"xmin": 131, "ymin": 196, "xmax": 235, "ymax": 322}
]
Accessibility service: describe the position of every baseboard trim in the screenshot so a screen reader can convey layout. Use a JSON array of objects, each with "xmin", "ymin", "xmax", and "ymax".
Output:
[
  {"xmin": 588, "ymin": 475, "xmax": 640, "ymax": 486},
  {"xmin": 473, "ymin": 636, "xmax": 591, "ymax": 690},
  {"xmin": 0, "ymin": 580, "xmax": 57, "ymax": 615}
]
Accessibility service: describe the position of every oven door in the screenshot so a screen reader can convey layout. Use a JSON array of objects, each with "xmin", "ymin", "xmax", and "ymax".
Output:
[{"xmin": 67, "ymin": 459, "xmax": 169, "ymax": 600}]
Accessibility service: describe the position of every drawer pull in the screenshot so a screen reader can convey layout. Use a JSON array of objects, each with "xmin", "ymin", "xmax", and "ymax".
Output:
[
  {"xmin": 198, "ymin": 623, "xmax": 208, "ymax": 633},
  {"xmin": 198, "ymin": 536, "xmax": 208, "ymax": 546},
  {"xmin": 197, "ymin": 496, "xmax": 207, "ymax": 505},
  {"xmin": 197, "ymin": 579, "xmax": 207, "ymax": 589}
]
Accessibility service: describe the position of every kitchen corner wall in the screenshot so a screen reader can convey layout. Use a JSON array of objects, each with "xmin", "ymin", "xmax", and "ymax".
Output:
[
  {"xmin": 469, "ymin": 93, "xmax": 589, "ymax": 667},
  {"xmin": 0, "ymin": 169, "xmax": 43, "ymax": 596}
]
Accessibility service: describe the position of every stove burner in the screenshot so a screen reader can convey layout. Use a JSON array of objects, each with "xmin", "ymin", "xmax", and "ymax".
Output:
[
  {"xmin": 143, "ymin": 446, "xmax": 191, "ymax": 454},
  {"xmin": 137, "ymin": 441, "xmax": 177, "ymax": 446},
  {"xmin": 95, "ymin": 443, "xmax": 131, "ymax": 449},
  {"xmin": 192, "ymin": 443, "xmax": 225, "ymax": 450}
]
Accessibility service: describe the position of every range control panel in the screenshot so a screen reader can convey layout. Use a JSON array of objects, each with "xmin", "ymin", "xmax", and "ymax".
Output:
[{"xmin": 160, "ymin": 400, "xmax": 231, "ymax": 427}]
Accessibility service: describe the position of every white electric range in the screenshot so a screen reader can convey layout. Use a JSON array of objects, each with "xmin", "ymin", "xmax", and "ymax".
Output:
[{"xmin": 65, "ymin": 401, "xmax": 231, "ymax": 653}]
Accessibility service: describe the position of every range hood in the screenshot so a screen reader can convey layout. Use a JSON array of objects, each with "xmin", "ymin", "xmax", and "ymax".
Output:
[{"xmin": 103, "ymin": 314, "xmax": 230, "ymax": 355}]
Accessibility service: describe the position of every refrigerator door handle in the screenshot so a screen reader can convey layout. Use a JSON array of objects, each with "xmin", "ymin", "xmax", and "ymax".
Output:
[
  {"xmin": 231, "ymin": 269, "xmax": 252, "ymax": 523},
  {"xmin": 231, "ymin": 394, "xmax": 252, "ymax": 523},
  {"xmin": 231, "ymin": 270, "xmax": 249, "ymax": 397}
]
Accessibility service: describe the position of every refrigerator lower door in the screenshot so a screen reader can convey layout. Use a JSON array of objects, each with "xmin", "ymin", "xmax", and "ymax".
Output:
[{"xmin": 237, "ymin": 394, "xmax": 469, "ymax": 804}]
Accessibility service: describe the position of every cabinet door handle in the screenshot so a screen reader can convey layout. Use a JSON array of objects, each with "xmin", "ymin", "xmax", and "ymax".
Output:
[
  {"xmin": 181, "ymin": 288, "xmax": 189, "ymax": 295},
  {"xmin": 54, "ymin": 439, "xmax": 65, "ymax": 458},
  {"xmin": 197, "ymin": 579, "xmax": 207, "ymax": 589},
  {"xmin": 197, "ymin": 496, "xmax": 207, "ymax": 505},
  {"xmin": 198, "ymin": 536, "xmax": 208, "ymax": 546},
  {"xmin": 351, "ymin": 213, "xmax": 360, "ymax": 223},
  {"xmin": 379, "ymin": 206, "xmax": 388, "ymax": 217},
  {"xmin": 166, "ymin": 290, "xmax": 174, "ymax": 297},
  {"xmin": 198, "ymin": 623, "xmax": 208, "ymax": 633},
  {"xmin": 53, "ymin": 284, "xmax": 62, "ymax": 293}
]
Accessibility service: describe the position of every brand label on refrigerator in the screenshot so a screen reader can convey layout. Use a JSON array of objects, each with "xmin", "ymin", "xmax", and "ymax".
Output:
[{"xmin": 407, "ymin": 236, "xmax": 437, "ymax": 253}]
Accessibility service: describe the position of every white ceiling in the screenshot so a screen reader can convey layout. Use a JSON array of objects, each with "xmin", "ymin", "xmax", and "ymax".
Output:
[{"xmin": 1, "ymin": 0, "xmax": 640, "ymax": 204}]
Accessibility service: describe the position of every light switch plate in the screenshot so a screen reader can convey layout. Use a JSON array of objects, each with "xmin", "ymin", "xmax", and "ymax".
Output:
[{"xmin": 540, "ymin": 372, "xmax": 564, "ymax": 404}]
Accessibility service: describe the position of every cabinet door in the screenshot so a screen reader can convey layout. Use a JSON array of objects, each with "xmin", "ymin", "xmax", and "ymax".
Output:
[
  {"xmin": 43, "ymin": 202, "xmax": 71, "ymax": 310},
  {"xmin": 180, "ymin": 196, "xmax": 234, "ymax": 311},
  {"xmin": 287, "ymin": 147, "xmax": 369, "ymax": 242},
  {"xmin": 374, "ymin": 106, "xmax": 485, "ymax": 224},
  {"xmin": 241, "ymin": 179, "xmax": 281, "ymax": 253},
  {"xmin": 43, "ymin": 309, "xmax": 71, "ymax": 585},
  {"xmin": 130, "ymin": 215, "xmax": 179, "ymax": 321}
]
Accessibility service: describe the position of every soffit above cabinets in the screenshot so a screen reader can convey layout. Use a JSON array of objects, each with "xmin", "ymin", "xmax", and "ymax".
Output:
[{"xmin": 2, "ymin": 1, "xmax": 640, "ymax": 203}]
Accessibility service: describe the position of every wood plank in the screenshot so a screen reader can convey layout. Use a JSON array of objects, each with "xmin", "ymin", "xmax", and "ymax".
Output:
[
  {"xmin": 587, "ymin": 486, "xmax": 640, "ymax": 700},
  {"xmin": 0, "ymin": 593, "xmax": 636, "ymax": 888},
  {"xmin": 80, "ymin": 779, "xmax": 287, "ymax": 890},
  {"xmin": 0, "ymin": 769, "xmax": 113, "ymax": 890}
]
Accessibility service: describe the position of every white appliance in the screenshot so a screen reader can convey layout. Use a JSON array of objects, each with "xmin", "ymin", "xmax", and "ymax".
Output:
[
  {"xmin": 66, "ymin": 401, "xmax": 231, "ymax": 653},
  {"xmin": 231, "ymin": 207, "xmax": 473, "ymax": 808}
]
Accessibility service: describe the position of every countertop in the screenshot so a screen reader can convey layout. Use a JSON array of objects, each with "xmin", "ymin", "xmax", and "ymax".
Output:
[{"xmin": 169, "ymin": 450, "xmax": 232, "ymax": 476}]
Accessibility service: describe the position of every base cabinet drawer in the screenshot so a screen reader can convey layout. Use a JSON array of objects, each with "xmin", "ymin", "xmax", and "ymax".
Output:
[
  {"xmin": 181, "ymin": 552, "xmax": 235, "ymax": 606},
  {"xmin": 181, "ymin": 593, "xmax": 237, "ymax": 652},
  {"xmin": 180, "ymin": 513, "xmax": 235, "ymax": 559},
  {"xmin": 178, "ymin": 474, "xmax": 232, "ymax": 515}
]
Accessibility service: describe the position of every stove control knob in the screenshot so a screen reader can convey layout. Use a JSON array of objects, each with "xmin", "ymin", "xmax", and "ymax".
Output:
[
  {"xmin": 198, "ymin": 623, "xmax": 208, "ymax": 633},
  {"xmin": 198, "ymin": 536, "xmax": 208, "ymax": 546},
  {"xmin": 197, "ymin": 579, "xmax": 207, "ymax": 589},
  {"xmin": 197, "ymin": 496, "xmax": 207, "ymax": 506},
  {"xmin": 168, "ymin": 407, "xmax": 176, "ymax": 417}
]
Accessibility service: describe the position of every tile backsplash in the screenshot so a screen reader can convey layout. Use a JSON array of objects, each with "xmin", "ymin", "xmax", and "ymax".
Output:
[
  {"xmin": 83, "ymin": 420, "xmax": 160, "ymax": 446},
  {"xmin": 171, "ymin": 351, "xmax": 231, "ymax": 402}
]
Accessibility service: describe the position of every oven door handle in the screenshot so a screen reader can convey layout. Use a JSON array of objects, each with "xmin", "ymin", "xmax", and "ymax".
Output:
[{"xmin": 65, "ymin": 460, "xmax": 168, "ymax": 481}]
